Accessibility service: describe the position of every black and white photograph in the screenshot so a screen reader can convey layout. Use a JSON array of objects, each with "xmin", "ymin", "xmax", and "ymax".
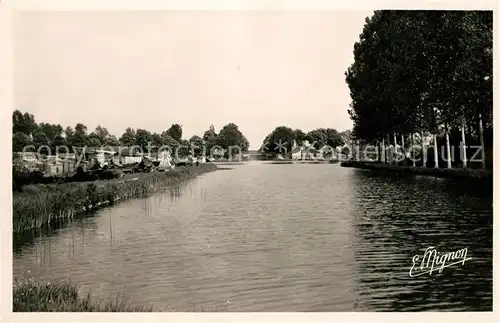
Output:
[{"xmin": 2, "ymin": 0, "xmax": 496, "ymax": 320}]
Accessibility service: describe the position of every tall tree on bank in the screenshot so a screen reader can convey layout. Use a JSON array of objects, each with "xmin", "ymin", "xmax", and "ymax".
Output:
[
  {"xmin": 166, "ymin": 124, "xmax": 183, "ymax": 142},
  {"xmin": 306, "ymin": 128, "xmax": 344, "ymax": 149},
  {"xmin": 216, "ymin": 123, "xmax": 250, "ymax": 157},
  {"xmin": 262, "ymin": 126, "xmax": 296, "ymax": 156},
  {"xmin": 135, "ymin": 129, "xmax": 153, "ymax": 152},
  {"xmin": 345, "ymin": 10, "xmax": 492, "ymax": 169},
  {"xmin": 12, "ymin": 110, "xmax": 37, "ymax": 136},
  {"xmin": 119, "ymin": 127, "xmax": 136, "ymax": 146},
  {"xmin": 203, "ymin": 125, "xmax": 218, "ymax": 152},
  {"xmin": 293, "ymin": 129, "xmax": 307, "ymax": 147}
]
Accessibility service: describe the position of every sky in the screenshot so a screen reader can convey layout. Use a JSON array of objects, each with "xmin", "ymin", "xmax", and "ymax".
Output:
[{"xmin": 14, "ymin": 10, "xmax": 373, "ymax": 150}]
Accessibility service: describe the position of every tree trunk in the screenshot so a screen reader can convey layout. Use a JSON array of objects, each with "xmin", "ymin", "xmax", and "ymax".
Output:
[
  {"xmin": 461, "ymin": 124, "xmax": 467, "ymax": 168},
  {"xmin": 411, "ymin": 133, "xmax": 416, "ymax": 167},
  {"xmin": 401, "ymin": 134, "xmax": 405, "ymax": 166},
  {"xmin": 393, "ymin": 133, "xmax": 398, "ymax": 165},
  {"xmin": 479, "ymin": 112, "xmax": 486, "ymax": 169},
  {"xmin": 389, "ymin": 135, "xmax": 393, "ymax": 164},
  {"xmin": 433, "ymin": 133, "xmax": 439, "ymax": 169},
  {"xmin": 381, "ymin": 138, "xmax": 386, "ymax": 163},
  {"xmin": 445, "ymin": 126, "xmax": 452, "ymax": 169},
  {"xmin": 421, "ymin": 131, "xmax": 426, "ymax": 167},
  {"xmin": 377, "ymin": 140, "xmax": 381, "ymax": 162},
  {"xmin": 355, "ymin": 140, "xmax": 360, "ymax": 161},
  {"xmin": 387, "ymin": 134, "xmax": 392, "ymax": 164}
]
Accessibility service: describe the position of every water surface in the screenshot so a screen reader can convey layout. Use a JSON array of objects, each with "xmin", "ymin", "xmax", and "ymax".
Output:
[{"xmin": 13, "ymin": 162, "xmax": 493, "ymax": 311}]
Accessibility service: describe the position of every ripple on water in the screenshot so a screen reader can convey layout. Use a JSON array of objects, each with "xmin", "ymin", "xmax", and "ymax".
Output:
[{"xmin": 13, "ymin": 164, "xmax": 492, "ymax": 311}]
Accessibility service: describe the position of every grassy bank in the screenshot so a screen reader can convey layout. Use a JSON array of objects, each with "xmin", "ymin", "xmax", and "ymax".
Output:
[
  {"xmin": 340, "ymin": 160, "xmax": 493, "ymax": 181},
  {"xmin": 13, "ymin": 278, "xmax": 152, "ymax": 312},
  {"xmin": 13, "ymin": 163, "xmax": 218, "ymax": 234}
]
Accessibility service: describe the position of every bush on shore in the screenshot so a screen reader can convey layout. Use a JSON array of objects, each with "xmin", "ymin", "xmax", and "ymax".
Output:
[
  {"xmin": 13, "ymin": 278, "xmax": 152, "ymax": 312},
  {"xmin": 13, "ymin": 163, "xmax": 218, "ymax": 234}
]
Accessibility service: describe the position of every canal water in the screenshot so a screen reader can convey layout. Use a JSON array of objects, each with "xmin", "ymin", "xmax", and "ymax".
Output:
[{"xmin": 13, "ymin": 163, "xmax": 493, "ymax": 311}]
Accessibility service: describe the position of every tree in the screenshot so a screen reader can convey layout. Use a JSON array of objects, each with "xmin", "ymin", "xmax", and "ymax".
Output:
[
  {"xmin": 103, "ymin": 135, "xmax": 120, "ymax": 147},
  {"xmin": 323, "ymin": 128, "xmax": 344, "ymax": 148},
  {"xmin": 260, "ymin": 133, "xmax": 272, "ymax": 152},
  {"xmin": 166, "ymin": 124, "xmax": 183, "ymax": 142},
  {"xmin": 52, "ymin": 135, "xmax": 67, "ymax": 150},
  {"xmin": 345, "ymin": 10, "xmax": 492, "ymax": 169},
  {"xmin": 38, "ymin": 123, "xmax": 63, "ymax": 143},
  {"xmin": 67, "ymin": 123, "xmax": 88, "ymax": 148},
  {"xmin": 293, "ymin": 129, "xmax": 307, "ymax": 146},
  {"xmin": 339, "ymin": 130, "xmax": 352, "ymax": 146},
  {"xmin": 262, "ymin": 126, "xmax": 295, "ymax": 156},
  {"xmin": 135, "ymin": 129, "xmax": 153, "ymax": 152},
  {"xmin": 12, "ymin": 133, "xmax": 32, "ymax": 152},
  {"xmin": 89, "ymin": 125, "xmax": 115, "ymax": 147},
  {"xmin": 74, "ymin": 123, "xmax": 88, "ymax": 136},
  {"xmin": 203, "ymin": 125, "xmax": 218, "ymax": 151},
  {"xmin": 216, "ymin": 123, "xmax": 249, "ymax": 155},
  {"xmin": 119, "ymin": 127, "xmax": 136, "ymax": 146},
  {"xmin": 151, "ymin": 133, "xmax": 163, "ymax": 150},
  {"xmin": 189, "ymin": 135, "xmax": 205, "ymax": 156},
  {"xmin": 160, "ymin": 132, "xmax": 180, "ymax": 152},
  {"xmin": 12, "ymin": 110, "xmax": 37, "ymax": 136},
  {"xmin": 87, "ymin": 133, "xmax": 102, "ymax": 147},
  {"xmin": 32, "ymin": 130, "xmax": 51, "ymax": 150},
  {"xmin": 94, "ymin": 126, "xmax": 110, "ymax": 142},
  {"xmin": 64, "ymin": 126, "xmax": 74, "ymax": 139},
  {"xmin": 305, "ymin": 129, "xmax": 326, "ymax": 149}
]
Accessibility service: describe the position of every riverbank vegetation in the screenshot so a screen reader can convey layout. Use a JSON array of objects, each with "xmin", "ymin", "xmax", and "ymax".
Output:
[
  {"xmin": 345, "ymin": 11, "xmax": 492, "ymax": 170},
  {"xmin": 13, "ymin": 278, "xmax": 152, "ymax": 312},
  {"xmin": 13, "ymin": 110, "xmax": 250, "ymax": 157},
  {"xmin": 13, "ymin": 163, "xmax": 217, "ymax": 234}
]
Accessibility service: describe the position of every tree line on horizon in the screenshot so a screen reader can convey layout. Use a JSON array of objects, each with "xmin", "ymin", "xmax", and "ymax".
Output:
[
  {"xmin": 345, "ymin": 10, "xmax": 493, "ymax": 169},
  {"xmin": 259, "ymin": 126, "xmax": 348, "ymax": 156},
  {"xmin": 12, "ymin": 110, "xmax": 250, "ymax": 156}
]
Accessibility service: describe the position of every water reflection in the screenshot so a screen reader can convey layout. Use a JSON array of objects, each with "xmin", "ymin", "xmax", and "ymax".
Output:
[
  {"xmin": 350, "ymin": 170, "xmax": 493, "ymax": 311},
  {"xmin": 13, "ymin": 210, "xmax": 101, "ymax": 255},
  {"xmin": 13, "ymin": 164, "xmax": 492, "ymax": 311}
]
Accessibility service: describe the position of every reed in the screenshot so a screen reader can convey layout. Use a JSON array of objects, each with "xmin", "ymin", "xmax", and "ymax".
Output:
[
  {"xmin": 13, "ymin": 163, "xmax": 218, "ymax": 234},
  {"xmin": 13, "ymin": 278, "xmax": 152, "ymax": 312}
]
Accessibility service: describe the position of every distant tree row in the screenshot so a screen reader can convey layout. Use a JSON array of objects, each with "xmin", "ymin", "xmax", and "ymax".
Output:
[
  {"xmin": 259, "ymin": 126, "xmax": 346, "ymax": 155},
  {"xmin": 345, "ymin": 10, "xmax": 492, "ymax": 169},
  {"xmin": 12, "ymin": 110, "xmax": 250, "ymax": 155}
]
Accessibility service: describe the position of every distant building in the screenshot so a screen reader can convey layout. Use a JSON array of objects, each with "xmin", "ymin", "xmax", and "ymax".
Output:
[
  {"xmin": 43, "ymin": 155, "xmax": 64, "ymax": 176},
  {"xmin": 58, "ymin": 153, "xmax": 77, "ymax": 174},
  {"xmin": 291, "ymin": 145, "xmax": 320, "ymax": 160},
  {"xmin": 211, "ymin": 147, "xmax": 226, "ymax": 159},
  {"xmin": 72, "ymin": 146, "xmax": 144, "ymax": 165}
]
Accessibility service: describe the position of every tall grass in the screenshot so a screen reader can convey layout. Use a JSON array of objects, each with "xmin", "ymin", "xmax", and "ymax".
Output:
[
  {"xmin": 13, "ymin": 278, "xmax": 152, "ymax": 312},
  {"xmin": 13, "ymin": 163, "xmax": 218, "ymax": 234}
]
